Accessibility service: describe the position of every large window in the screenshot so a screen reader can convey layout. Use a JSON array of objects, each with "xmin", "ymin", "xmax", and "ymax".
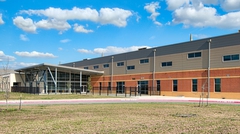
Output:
[
  {"xmin": 140, "ymin": 59, "xmax": 149, "ymax": 64},
  {"xmin": 215, "ymin": 78, "xmax": 221, "ymax": 92},
  {"xmin": 162, "ymin": 61, "xmax": 172, "ymax": 67},
  {"xmin": 93, "ymin": 65, "xmax": 99, "ymax": 69},
  {"xmin": 223, "ymin": 54, "xmax": 239, "ymax": 61},
  {"xmin": 188, "ymin": 52, "xmax": 201, "ymax": 58},
  {"xmin": 117, "ymin": 62, "xmax": 124, "ymax": 67},
  {"xmin": 116, "ymin": 82, "xmax": 125, "ymax": 93},
  {"xmin": 173, "ymin": 80, "xmax": 178, "ymax": 91},
  {"xmin": 103, "ymin": 64, "xmax": 109, "ymax": 68},
  {"xmin": 156, "ymin": 80, "xmax": 160, "ymax": 91},
  {"xmin": 192, "ymin": 79, "xmax": 197, "ymax": 92},
  {"xmin": 127, "ymin": 65, "xmax": 135, "ymax": 70}
]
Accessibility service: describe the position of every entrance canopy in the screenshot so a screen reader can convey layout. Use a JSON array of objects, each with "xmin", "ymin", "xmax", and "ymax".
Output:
[
  {"xmin": 15, "ymin": 63, "xmax": 104, "ymax": 75},
  {"xmin": 13, "ymin": 63, "xmax": 104, "ymax": 94}
]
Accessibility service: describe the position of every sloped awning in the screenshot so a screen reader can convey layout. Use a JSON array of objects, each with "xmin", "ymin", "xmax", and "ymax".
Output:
[{"xmin": 14, "ymin": 63, "xmax": 104, "ymax": 75}]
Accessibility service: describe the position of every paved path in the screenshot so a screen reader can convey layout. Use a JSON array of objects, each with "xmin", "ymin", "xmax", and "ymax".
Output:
[{"xmin": 0, "ymin": 96, "xmax": 240, "ymax": 106}]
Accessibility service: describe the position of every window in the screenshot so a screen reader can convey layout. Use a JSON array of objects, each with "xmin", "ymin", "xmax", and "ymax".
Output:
[
  {"xmin": 192, "ymin": 79, "xmax": 197, "ymax": 92},
  {"xmin": 223, "ymin": 54, "xmax": 239, "ymax": 61},
  {"xmin": 103, "ymin": 64, "xmax": 109, "ymax": 68},
  {"xmin": 127, "ymin": 65, "xmax": 135, "ymax": 70},
  {"xmin": 93, "ymin": 65, "xmax": 99, "ymax": 69},
  {"xmin": 140, "ymin": 59, "xmax": 149, "ymax": 64},
  {"xmin": 188, "ymin": 52, "xmax": 201, "ymax": 58},
  {"xmin": 173, "ymin": 80, "xmax": 178, "ymax": 91},
  {"xmin": 117, "ymin": 82, "xmax": 125, "ymax": 93},
  {"xmin": 84, "ymin": 67, "xmax": 88, "ymax": 69},
  {"xmin": 162, "ymin": 61, "xmax": 172, "ymax": 67},
  {"xmin": 156, "ymin": 80, "xmax": 160, "ymax": 91},
  {"xmin": 108, "ymin": 82, "xmax": 111, "ymax": 90},
  {"xmin": 215, "ymin": 78, "xmax": 221, "ymax": 92},
  {"xmin": 117, "ymin": 62, "xmax": 124, "ymax": 67}
]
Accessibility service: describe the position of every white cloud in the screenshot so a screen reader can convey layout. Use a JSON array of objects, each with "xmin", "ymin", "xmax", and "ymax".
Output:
[
  {"xmin": 0, "ymin": 51, "xmax": 16, "ymax": 61},
  {"xmin": 78, "ymin": 46, "xmax": 151, "ymax": 55},
  {"xmin": 15, "ymin": 51, "xmax": 57, "ymax": 58},
  {"xmin": 13, "ymin": 16, "xmax": 37, "ymax": 33},
  {"xmin": 99, "ymin": 8, "xmax": 132, "ymax": 27},
  {"xmin": 18, "ymin": 62, "xmax": 38, "ymax": 67},
  {"xmin": 20, "ymin": 34, "xmax": 29, "ymax": 41},
  {"xmin": 166, "ymin": 0, "xmax": 189, "ymax": 10},
  {"xmin": 221, "ymin": 0, "xmax": 240, "ymax": 11},
  {"xmin": 0, "ymin": 13, "xmax": 4, "ymax": 24},
  {"xmin": 20, "ymin": 7, "xmax": 132, "ymax": 28},
  {"xmin": 77, "ymin": 49, "xmax": 93, "ymax": 54},
  {"xmin": 192, "ymin": 34, "xmax": 208, "ymax": 39},
  {"xmin": 21, "ymin": 7, "xmax": 99, "ymax": 22},
  {"xmin": 144, "ymin": 2, "xmax": 162, "ymax": 26},
  {"xmin": 201, "ymin": 0, "xmax": 219, "ymax": 5},
  {"xmin": 60, "ymin": 39, "xmax": 71, "ymax": 43},
  {"xmin": 58, "ymin": 47, "xmax": 63, "ymax": 51},
  {"xmin": 73, "ymin": 24, "xmax": 93, "ymax": 33},
  {"xmin": 172, "ymin": 2, "xmax": 240, "ymax": 29},
  {"xmin": 35, "ymin": 18, "xmax": 71, "ymax": 33}
]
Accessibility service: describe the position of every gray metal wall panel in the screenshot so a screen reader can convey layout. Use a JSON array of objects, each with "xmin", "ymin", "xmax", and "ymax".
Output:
[
  {"xmin": 62, "ymin": 33, "xmax": 240, "ymax": 71},
  {"xmin": 211, "ymin": 45, "xmax": 240, "ymax": 68}
]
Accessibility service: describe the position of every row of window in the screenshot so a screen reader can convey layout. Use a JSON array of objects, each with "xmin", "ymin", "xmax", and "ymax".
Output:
[
  {"xmin": 84, "ymin": 53, "xmax": 239, "ymax": 70},
  {"xmin": 102, "ymin": 78, "xmax": 221, "ymax": 92}
]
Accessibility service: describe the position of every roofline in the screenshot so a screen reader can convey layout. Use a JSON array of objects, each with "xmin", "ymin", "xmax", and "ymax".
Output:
[{"xmin": 14, "ymin": 63, "xmax": 104, "ymax": 74}]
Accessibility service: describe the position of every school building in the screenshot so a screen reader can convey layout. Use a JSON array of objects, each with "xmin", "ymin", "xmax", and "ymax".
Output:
[{"xmin": 8, "ymin": 32, "xmax": 240, "ymax": 99}]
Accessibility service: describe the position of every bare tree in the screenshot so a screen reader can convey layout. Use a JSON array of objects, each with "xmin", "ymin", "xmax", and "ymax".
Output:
[{"xmin": 1, "ymin": 58, "xmax": 11, "ymax": 109}]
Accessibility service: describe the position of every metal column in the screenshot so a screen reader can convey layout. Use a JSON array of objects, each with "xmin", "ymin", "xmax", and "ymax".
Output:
[
  {"xmin": 208, "ymin": 39, "xmax": 211, "ymax": 99},
  {"xmin": 55, "ymin": 68, "xmax": 57, "ymax": 94},
  {"xmin": 80, "ymin": 71, "xmax": 82, "ymax": 92},
  {"xmin": 153, "ymin": 49, "xmax": 156, "ymax": 90}
]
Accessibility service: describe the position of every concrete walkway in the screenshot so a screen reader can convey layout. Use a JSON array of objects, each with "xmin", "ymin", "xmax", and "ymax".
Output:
[{"xmin": 0, "ymin": 96, "xmax": 239, "ymax": 106}]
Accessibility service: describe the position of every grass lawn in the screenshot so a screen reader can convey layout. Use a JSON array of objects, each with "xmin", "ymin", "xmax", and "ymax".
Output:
[
  {"xmin": 0, "ymin": 103, "xmax": 240, "ymax": 133},
  {"xmin": 0, "ymin": 92, "xmax": 117, "ymax": 100}
]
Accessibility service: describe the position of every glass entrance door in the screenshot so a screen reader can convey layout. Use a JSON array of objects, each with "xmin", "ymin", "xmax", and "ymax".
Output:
[{"xmin": 138, "ymin": 81, "xmax": 148, "ymax": 94}]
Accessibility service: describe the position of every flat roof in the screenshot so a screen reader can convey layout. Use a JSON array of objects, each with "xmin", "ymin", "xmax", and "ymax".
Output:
[{"xmin": 15, "ymin": 63, "xmax": 104, "ymax": 76}]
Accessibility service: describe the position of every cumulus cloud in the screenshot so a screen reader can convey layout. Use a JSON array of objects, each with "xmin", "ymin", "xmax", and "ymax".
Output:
[
  {"xmin": 77, "ymin": 49, "xmax": 93, "ymax": 54},
  {"xmin": 19, "ymin": 7, "xmax": 133, "ymax": 30},
  {"xmin": 21, "ymin": 7, "xmax": 99, "ymax": 22},
  {"xmin": 144, "ymin": 2, "xmax": 162, "ymax": 26},
  {"xmin": 221, "ymin": 0, "xmax": 240, "ymax": 11},
  {"xmin": 20, "ymin": 34, "xmax": 29, "ymax": 41},
  {"xmin": 13, "ymin": 16, "xmax": 37, "ymax": 33},
  {"xmin": 18, "ymin": 62, "xmax": 38, "ymax": 67},
  {"xmin": 78, "ymin": 46, "xmax": 151, "ymax": 55},
  {"xmin": 0, "ymin": 51, "xmax": 16, "ymax": 61},
  {"xmin": 35, "ymin": 19, "xmax": 71, "ymax": 33},
  {"xmin": 172, "ymin": 1, "xmax": 240, "ymax": 29},
  {"xmin": 0, "ymin": 13, "xmax": 4, "ymax": 24},
  {"xmin": 73, "ymin": 24, "xmax": 93, "ymax": 33},
  {"xmin": 15, "ymin": 51, "xmax": 57, "ymax": 58},
  {"xmin": 99, "ymin": 8, "xmax": 132, "ymax": 27},
  {"xmin": 60, "ymin": 39, "xmax": 71, "ymax": 43},
  {"xmin": 166, "ymin": 0, "xmax": 189, "ymax": 10}
]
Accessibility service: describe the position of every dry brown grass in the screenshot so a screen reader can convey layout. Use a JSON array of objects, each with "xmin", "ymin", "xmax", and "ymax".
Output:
[
  {"xmin": 0, "ymin": 103, "xmax": 240, "ymax": 134},
  {"xmin": 0, "ymin": 92, "xmax": 116, "ymax": 100}
]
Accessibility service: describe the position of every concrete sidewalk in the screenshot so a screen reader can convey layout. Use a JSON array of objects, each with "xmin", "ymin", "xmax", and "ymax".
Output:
[{"xmin": 0, "ymin": 96, "xmax": 239, "ymax": 106}]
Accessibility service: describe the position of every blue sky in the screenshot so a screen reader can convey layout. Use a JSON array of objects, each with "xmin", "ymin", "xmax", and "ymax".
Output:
[{"xmin": 0, "ymin": 0, "xmax": 240, "ymax": 69}]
